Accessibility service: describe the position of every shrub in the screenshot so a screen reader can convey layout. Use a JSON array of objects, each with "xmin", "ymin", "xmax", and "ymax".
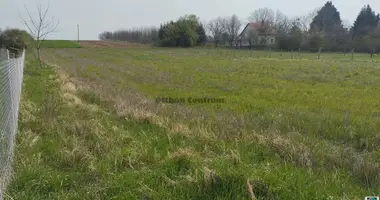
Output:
[{"xmin": 0, "ymin": 28, "xmax": 34, "ymax": 55}]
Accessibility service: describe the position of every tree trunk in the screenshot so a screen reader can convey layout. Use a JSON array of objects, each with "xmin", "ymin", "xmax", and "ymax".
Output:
[
  {"xmin": 37, "ymin": 48, "xmax": 40, "ymax": 59},
  {"xmin": 249, "ymin": 42, "xmax": 253, "ymax": 57},
  {"xmin": 291, "ymin": 49, "xmax": 294, "ymax": 59},
  {"xmin": 37, "ymin": 47, "xmax": 43, "ymax": 67},
  {"xmin": 268, "ymin": 48, "xmax": 271, "ymax": 58}
]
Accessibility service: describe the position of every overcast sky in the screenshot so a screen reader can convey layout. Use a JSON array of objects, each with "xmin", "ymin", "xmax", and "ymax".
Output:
[{"xmin": 1, "ymin": 0, "xmax": 379, "ymax": 40}]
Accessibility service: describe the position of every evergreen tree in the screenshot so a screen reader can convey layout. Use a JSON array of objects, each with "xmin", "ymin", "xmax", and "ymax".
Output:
[
  {"xmin": 352, "ymin": 5, "xmax": 380, "ymax": 39},
  {"xmin": 158, "ymin": 24, "xmax": 165, "ymax": 41},
  {"xmin": 196, "ymin": 23, "xmax": 207, "ymax": 45},
  {"xmin": 309, "ymin": 1, "xmax": 343, "ymax": 33},
  {"xmin": 309, "ymin": 1, "xmax": 348, "ymax": 50}
]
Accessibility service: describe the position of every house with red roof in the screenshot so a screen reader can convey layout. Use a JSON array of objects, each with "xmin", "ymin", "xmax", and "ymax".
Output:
[{"xmin": 237, "ymin": 20, "xmax": 276, "ymax": 48}]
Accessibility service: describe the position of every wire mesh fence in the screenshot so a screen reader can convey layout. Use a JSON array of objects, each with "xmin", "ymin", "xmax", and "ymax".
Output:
[{"xmin": 0, "ymin": 48, "xmax": 25, "ymax": 199}]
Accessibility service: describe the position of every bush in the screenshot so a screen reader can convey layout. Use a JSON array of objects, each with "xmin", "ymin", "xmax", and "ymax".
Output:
[
  {"xmin": 307, "ymin": 34, "xmax": 325, "ymax": 52},
  {"xmin": 158, "ymin": 14, "xmax": 206, "ymax": 47},
  {"xmin": 0, "ymin": 28, "xmax": 34, "ymax": 55}
]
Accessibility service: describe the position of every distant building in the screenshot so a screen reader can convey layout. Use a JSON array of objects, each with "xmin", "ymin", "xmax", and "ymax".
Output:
[{"xmin": 237, "ymin": 21, "xmax": 276, "ymax": 48}]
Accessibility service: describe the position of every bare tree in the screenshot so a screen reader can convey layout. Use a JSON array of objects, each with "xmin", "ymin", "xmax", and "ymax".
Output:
[
  {"xmin": 274, "ymin": 10, "xmax": 293, "ymax": 35},
  {"xmin": 207, "ymin": 17, "xmax": 227, "ymax": 47},
  {"xmin": 248, "ymin": 8, "xmax": 275, "ymax": 24},
  {"xmin": 99, "ymin": 31, "xmax": 113, "ymax": 40},
  {"xmin": 225, "ymin": 15, "xmax": 242, "ymax": 47},
  {"xmin": 295, "ymin": 8, "xmax": 319, "ymax": 32},
  {"xmin": 342, "ymin": 19, "xmax": 352, "ymax": 30},
  {"xmin": 20, "ymin": 1, "xmax": 59, "ymax": 66}
]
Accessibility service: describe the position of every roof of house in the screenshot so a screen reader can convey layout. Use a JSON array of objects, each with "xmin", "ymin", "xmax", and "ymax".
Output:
[
  {"xmin": 239, "ymin": 22, "xmax": 276, "ymax": 37},
  {"xmin": 248, "ymin": 22, "xmax": 262, "ymax": 30}
]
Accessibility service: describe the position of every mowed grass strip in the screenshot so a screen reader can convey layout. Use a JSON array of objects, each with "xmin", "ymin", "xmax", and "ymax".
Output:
[{"xmin": 41, "ymin": 40, "xmax": 81, "ymax": 48}]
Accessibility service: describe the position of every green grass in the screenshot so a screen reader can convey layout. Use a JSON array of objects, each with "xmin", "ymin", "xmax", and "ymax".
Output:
[
  {"xmin": 41, "ymin": 40, "xmax": 81, "ymax": 48},
  {"xmin": 6, "ymin": 48, "xmax": 380, "ymax": 199}
]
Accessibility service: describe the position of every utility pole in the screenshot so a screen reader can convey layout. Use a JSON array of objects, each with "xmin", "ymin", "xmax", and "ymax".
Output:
[{"xmin": 77, "ymin": 24, "xmax": 80, "ymax": 42}]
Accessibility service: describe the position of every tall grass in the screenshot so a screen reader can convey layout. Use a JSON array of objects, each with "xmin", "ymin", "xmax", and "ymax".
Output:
[{"xmin": 7, "ymin": 48, "xmax": 380, "ymax": 199}]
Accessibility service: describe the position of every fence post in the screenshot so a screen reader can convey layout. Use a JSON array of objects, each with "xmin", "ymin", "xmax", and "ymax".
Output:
[
  {"xmin": 269, "ymin": 48, "xmax": 271, "ymax": 58},
  {"xmin": 318, "ymin": 47, "xmax": 321, "ymax": 60},
  {"xmin": 351, "ymin": 48, "xmax": 354, "ymax": 61},
  {"xmin": 0, "ymin": 48, "xmax": 7, "ymax": 60},
  {"xmin": 291, "ymin": 49, "xmax": 294, "ymax": 59},
  {"xmin": 298, "ymin": 48, "xmax": 301, "ymax": 57}
]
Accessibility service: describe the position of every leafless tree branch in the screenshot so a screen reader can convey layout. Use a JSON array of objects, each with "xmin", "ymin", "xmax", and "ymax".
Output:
[
  {"xmin": 207, "ymin": 17, "xmax": 227, "ymax": 47},
  {"xmin": 248, "ymin": 8, "xmax": 275, "ymax": 24},
  {"xmin": 225, "ymin": 15, "xmax": 242, "ymax": 47},
  {"xmin": 274, "ymin": 10, "xmax": 293, "ymax": 34},
  {"xmin": 19, "ymin": 0, "xmax": 59, "ymax": 66},
  {"xmin": 295, "ymin": 8, "xmax": 319, "ymax": 32}
]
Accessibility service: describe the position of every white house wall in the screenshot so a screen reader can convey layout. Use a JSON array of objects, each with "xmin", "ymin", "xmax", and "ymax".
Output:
[{"xmin": 240, "ymin": 25, "xmax": 276, "ymax": 46}]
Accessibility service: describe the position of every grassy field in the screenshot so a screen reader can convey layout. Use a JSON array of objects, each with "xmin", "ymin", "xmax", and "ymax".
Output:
[
  {"xmin": 41, "ymin": 40, "xmax": 81, "ymax": 48},
  {"xmin": 6, "ymin": 46, "xmax": 380, "ymax": 199}
]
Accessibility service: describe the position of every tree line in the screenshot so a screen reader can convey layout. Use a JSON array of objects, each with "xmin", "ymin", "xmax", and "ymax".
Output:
[
  {"xmin": 99, "ymin": 1, "xmax": 380, "ymax": 53},
  {"xmin": 99, "ymin": 27, "xmax": 159, "ymax": 44}
]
